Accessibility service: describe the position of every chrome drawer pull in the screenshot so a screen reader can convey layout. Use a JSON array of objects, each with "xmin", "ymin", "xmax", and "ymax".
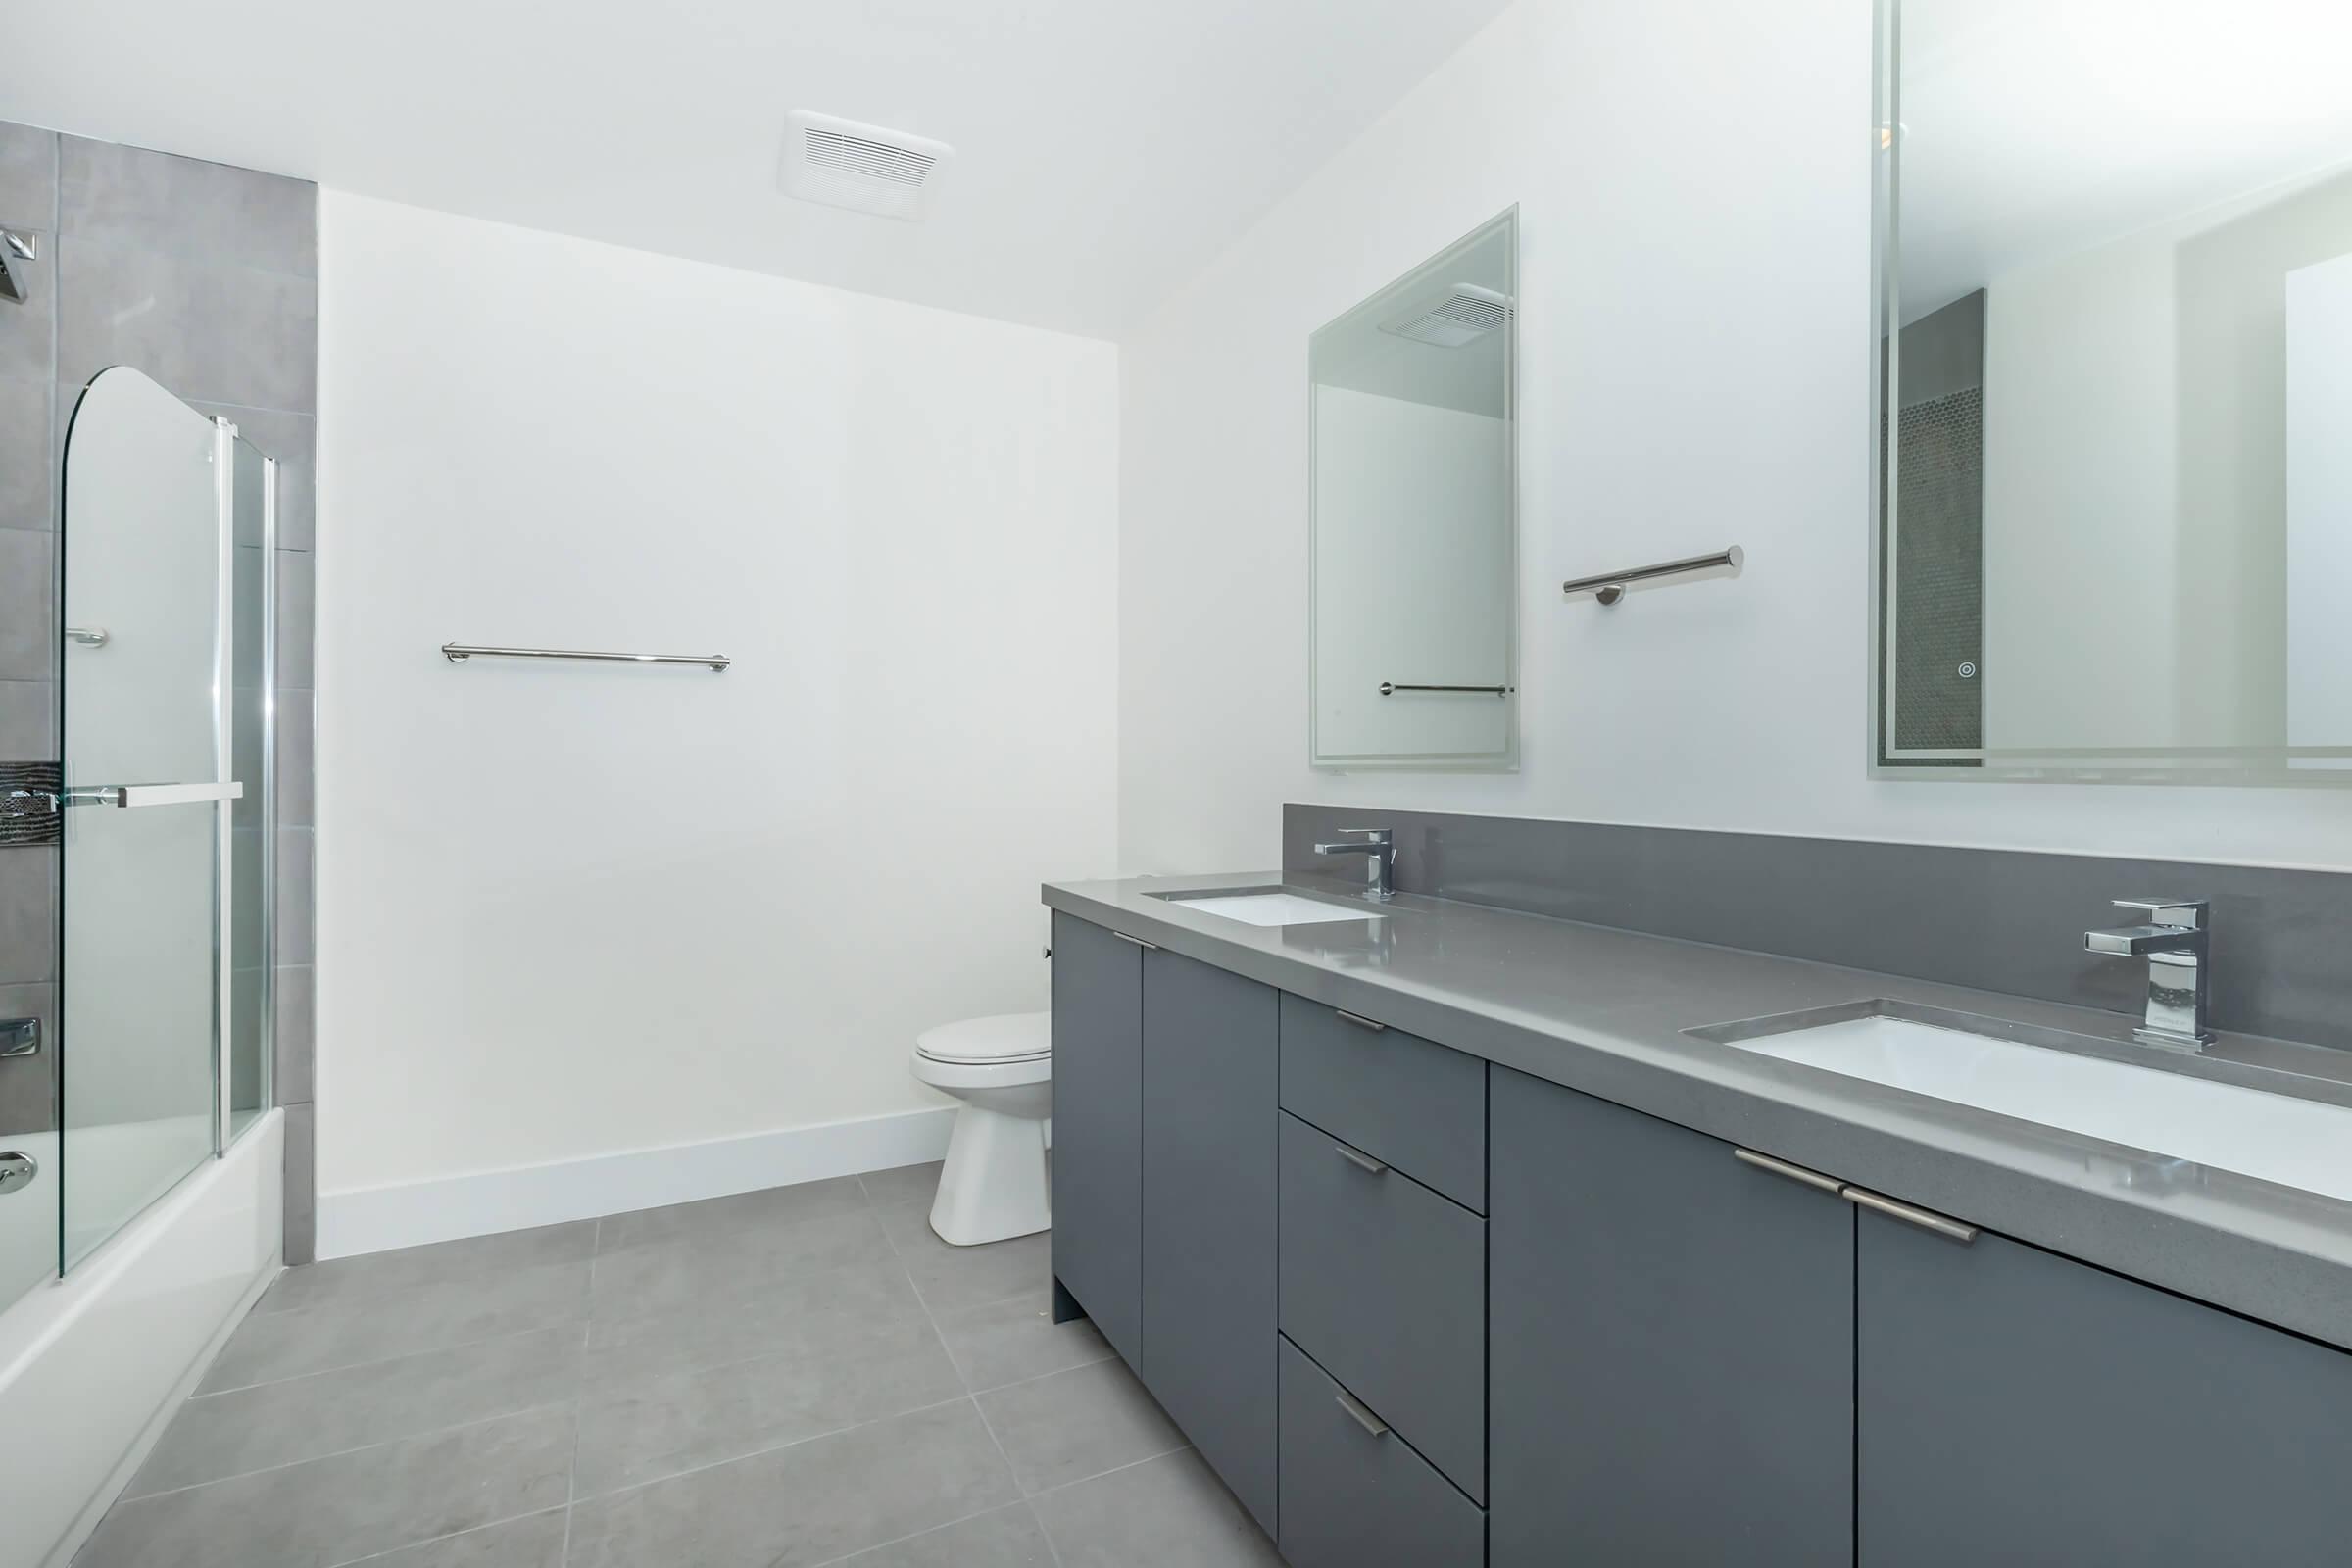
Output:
[
  {"xmin": 1332, "ymin": 1141, "xmax": 1389, "ymax": 1176},
  {"xmin": 1733, "ymin": 1147, "xmax": 1844, "ymax": 1196},
  {"xmin": 1334, "ymin": 1009, "xmax": 1389, "ymax": 1033},
  {"xmin": 1335, "ymin": 1388, "xmax": 1390, "ymax": 1438},
  {"xmin": 1110, "ymin": 931, "xmax": 1158, "ymax": 951},
  {"xmin": 1845, "ymin": 1186, "xmax": 1978, "ymax": 1244}
]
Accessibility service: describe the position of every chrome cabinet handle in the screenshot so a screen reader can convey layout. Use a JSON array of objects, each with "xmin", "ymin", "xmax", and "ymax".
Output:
[
  {"xmin": 1733, "ymin": 1147, "xmax": 1844, "ymax": 1196},
  {"xmin": 1845, "ymin": 1186, "xmax": 1978, "ymax": 1244},
  {"xmin": 1335, "ymin": 1388, "xmax": 1390, "ymax": 1438},
  {"xmin": 1110, "ymin": 931, "xmax": 1158, "ymax": 951},
  {"xmin": 1334, "ymin": 1008, "xmax": 1388, "ymax": 1033},
  {"xmin": 1332, "ymin": 1141, "xmax": 1388, "ymax": 1176}
]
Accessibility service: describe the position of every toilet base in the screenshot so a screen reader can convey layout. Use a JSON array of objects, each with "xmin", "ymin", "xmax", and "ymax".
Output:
[{"xmin": 929, "ymin": 1103, "xmax": 1051, "ymax": 1246}]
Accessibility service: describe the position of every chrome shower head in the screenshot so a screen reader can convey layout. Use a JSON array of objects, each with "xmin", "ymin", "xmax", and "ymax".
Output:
[{"xmin": 0, "ymin": 230, "xmax": 33, "ymax": 304}]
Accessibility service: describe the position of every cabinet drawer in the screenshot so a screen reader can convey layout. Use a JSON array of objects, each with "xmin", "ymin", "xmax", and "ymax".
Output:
[
  {"xmin": 1278, "ymin": 1335, "xmax": 1484, "ymax": 1568},
  {"xmin": 1280, "ymin": 993, "xmax": 1485, "ymax": 1211},
  {"xmin": 1279, "ymin": 1110, "xmax": 1486, "ymax": 1499}
]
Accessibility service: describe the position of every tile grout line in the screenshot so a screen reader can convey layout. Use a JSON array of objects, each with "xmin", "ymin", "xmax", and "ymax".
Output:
[
  {"xmin": 114, "ymin": 1397, "xmax": 582, "ymax": 1507},
  {"xmin": 322, "ymin": 1506, "xmax": 567, "ymax": 1568},
  {"xmin": 194, "ymin": 1306, "xmax": 591, "ymax": 1397}
]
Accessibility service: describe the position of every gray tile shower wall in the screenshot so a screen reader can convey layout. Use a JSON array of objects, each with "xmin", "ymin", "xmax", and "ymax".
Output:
[
  {"xmin": 1285, "ymin": 804, "xmax": 2352, "ymax": 1052},
  {"xmin": 0, "ymin": 118, "xmax": 317, "ymax": 1260}
]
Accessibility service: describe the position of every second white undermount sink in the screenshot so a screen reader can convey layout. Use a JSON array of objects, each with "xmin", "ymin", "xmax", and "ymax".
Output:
[
  {"xmin": 1155, "ymin": 891, "xmax": 1387, "ymax": 927},
  {"xmin": 1701, "ymin": 1005, "xmax": 2352, "ymax": 1205}
]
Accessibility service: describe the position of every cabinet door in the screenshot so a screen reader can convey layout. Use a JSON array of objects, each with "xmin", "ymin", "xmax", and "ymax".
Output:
[
  {"xmin": 1490, "ymin": 1067, "xmax": 1853, "ymax": 1568},
  {"xmin": 1141, "ymin": 946, "xmax": 1279, "ymax": 1535},
  {"xmin": 1860, "ymin": 1210, "xmax": 2352, "ymax": 1565},
  {"xmin": 1049, "ymin": 912, "xmax": 1144, "ymax": 1366}
]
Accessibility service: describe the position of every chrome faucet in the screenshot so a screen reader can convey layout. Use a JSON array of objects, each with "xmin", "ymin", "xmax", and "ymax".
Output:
[
  {"xmin": 2083, "ymin": 899, "xmax": 2212, "ymax": 1051},
  {"xmin": 1313, "ymin": 826, "xmax": 1396, "ymax": 902}
]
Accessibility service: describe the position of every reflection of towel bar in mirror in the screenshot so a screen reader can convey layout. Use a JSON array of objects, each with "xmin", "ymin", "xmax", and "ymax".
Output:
[
  {"xmin": 1563, "ymin": 546, "xmax": 1743, "ymax": 606},
  {"xmin": 1378, "ymin": 682, "xmax": 1513, "ymax": 697},
  {"xmin": 441, "ymin": 643, "xmax": 731, "ymax": 671}
]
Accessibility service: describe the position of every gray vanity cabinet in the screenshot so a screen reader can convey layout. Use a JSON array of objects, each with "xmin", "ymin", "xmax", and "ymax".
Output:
[
  {"xmin": 1857, "ymin": 1210, "xmax": 2352, "ymax": 1566},
  {"xmin": 1049, "ymin": 912, "xmax": 1145, "ymax": 1366},
  {"xmin": 1488, "ymin": 1066, "xmax": 1854, "ymax": 1568},
  {"xmin": 1140, "ymin": 947, "xmax": 1280, "ymax": 1535}
]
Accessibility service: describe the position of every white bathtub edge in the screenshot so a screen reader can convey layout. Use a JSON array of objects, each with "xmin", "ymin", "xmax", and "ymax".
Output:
[{"xmin": 0, "ymin": 1109, "xmax": 282, "ymax": 1568}]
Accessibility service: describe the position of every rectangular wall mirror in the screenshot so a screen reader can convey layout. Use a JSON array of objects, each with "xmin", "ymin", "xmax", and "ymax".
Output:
[
  {"xmin": 1875, "ymin": 0, "xmax": 2352, "ymax": 783},
  {"xmin": 1310, "ymin": 209, "xmax": 1518, "ymax": 771}
]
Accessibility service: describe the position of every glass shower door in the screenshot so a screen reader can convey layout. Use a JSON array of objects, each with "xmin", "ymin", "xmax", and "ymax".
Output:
[{"xmin": 57, "ymin": 369, "xmax": 241, "ymax": 1268}]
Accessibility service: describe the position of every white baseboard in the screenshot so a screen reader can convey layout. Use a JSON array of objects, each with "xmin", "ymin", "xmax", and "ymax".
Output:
[{"xmin": 316, "ymin": 1106, "xmax": 957, "ymax": 1260}]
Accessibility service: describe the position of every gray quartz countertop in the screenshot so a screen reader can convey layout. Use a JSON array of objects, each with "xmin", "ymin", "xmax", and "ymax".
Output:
[{"xmin": 1043, "ymin": 871, "xmax": 2352, "ymax": 1353}]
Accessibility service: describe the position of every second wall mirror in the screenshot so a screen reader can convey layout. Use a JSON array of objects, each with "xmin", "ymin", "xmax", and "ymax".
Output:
[{"xmin": 1310, "ymin": 209, "xmax": 1518, "ymax": 771}]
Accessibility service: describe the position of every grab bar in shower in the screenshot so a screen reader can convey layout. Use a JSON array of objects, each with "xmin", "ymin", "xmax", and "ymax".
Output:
[
  {"xmin": 1562, "ymin": 546, "xmax": 1744, "ymax": 606},
  {"xmin": 441, "ymin": 643, "xmax": 732, "ymax": 671}
]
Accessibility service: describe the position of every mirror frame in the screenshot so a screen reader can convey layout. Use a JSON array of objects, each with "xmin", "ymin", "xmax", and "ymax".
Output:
[
  {"xmin": 1867, "ymin": 0, "xmax": 2351, "ymax": 787},
  {"xmin": 1308, "ymin": 206, "xmax": 1521, "ymax": 773}
]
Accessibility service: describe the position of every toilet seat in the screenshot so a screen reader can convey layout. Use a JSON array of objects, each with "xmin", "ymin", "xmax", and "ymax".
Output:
[{"xmin": 914, "ymin": 1011, "xmax": 1050, "ymax": 1066}]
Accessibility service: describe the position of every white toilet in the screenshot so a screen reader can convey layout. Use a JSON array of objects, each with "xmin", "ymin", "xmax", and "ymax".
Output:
[{"xmin": 908, "ymin": 1011, "xmax": 1053, "ymax": 1246}]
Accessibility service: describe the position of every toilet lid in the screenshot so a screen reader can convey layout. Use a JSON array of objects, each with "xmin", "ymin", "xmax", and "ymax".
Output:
[{"xmin": 915, "ymin": 1010, "xmax": 1052, "ymax": 1065}]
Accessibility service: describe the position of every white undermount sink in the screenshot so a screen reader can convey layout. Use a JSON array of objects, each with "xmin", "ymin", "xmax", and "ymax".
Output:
[
  {"xmin": 1154, "ymin": 891, "xmax": 1387, "ymax": 927},
  {"xmin": 1704, "ymin": 1006, "xmax": 2352, "ymax": 1205}
]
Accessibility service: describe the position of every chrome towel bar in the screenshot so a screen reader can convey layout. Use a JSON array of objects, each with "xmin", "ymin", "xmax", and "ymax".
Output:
[
  {"xmin": 441, "ymin": 643, "xmax": 730, "ymax": 671},
  {"xmin": 1562, "ymin": 546, "xmax": 1743, "ymax": 605},
  {"xmin": 1379, "ymin": 682, "xmax": 1512, "ymax": 697}
]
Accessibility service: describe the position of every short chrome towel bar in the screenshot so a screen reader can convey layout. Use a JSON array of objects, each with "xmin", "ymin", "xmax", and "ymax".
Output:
[
  {"xmin": 441, "ymin": 643, "xmax": 730, "ymax": 671},
  {"xmin": 1378, "ymin": 682, "xmax": 1512, "ymax": 697},
  {"xmin": 1562, "ymin": 546, "xmax": 1743, "ymax": 606}
]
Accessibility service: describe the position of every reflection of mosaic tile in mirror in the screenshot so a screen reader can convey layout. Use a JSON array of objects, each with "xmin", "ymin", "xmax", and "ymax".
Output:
[{"xmin": 1894, "ymin": 386, "xmax": 1984, "ymax": 758}]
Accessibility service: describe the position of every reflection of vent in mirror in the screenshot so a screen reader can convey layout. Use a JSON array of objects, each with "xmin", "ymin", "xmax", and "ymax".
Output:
[
  {"xmin": 779, "ymin": 111, "xmax": 953, "ymax": 220},
  {"xmin": 1380, "ymin": 284, "xmax": 1510, "ymax": 348}
]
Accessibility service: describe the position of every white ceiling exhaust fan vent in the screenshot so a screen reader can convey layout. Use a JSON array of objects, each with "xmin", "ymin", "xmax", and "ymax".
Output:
[
  {"xmin": 1380, "ymin": 283, "xmax": 1512, "ymax": 348},
  {"xmin": 779, "ymin": 111, "xmax": 954, "ymax": 220}
]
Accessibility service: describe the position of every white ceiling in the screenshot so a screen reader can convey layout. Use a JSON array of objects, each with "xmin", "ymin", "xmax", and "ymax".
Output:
[
  {"xmin": 0, "ymin": 0, "xmax": 1516, "ymax": 339},
  {"xmin": 1899, "ymin": 0, "xmax": 2352, "ymax": 320}
]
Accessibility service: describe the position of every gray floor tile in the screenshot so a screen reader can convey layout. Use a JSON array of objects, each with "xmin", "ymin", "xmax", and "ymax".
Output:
[
  {"xmin": 589, "ymin": 1205, "xmax": 901, "ymax": 1319},
  {"xmin": 580, "ymin": 1256, "xmax": 929, "ymax": 1386},
  {"xmin": 1031, "ymin": 1448, "xmax": 1281, "ymax": 1568},
  {"xmin": 574, "ymin": 1315, "xmax": 963, "ymax": 1496},
  {"xmin": 204, "ymin": 1259, "xmax": 591, "ymax": 1392},
  {"xmin": 876, "ymin": 1198, "xmax": 1053, "ymax": 1316},
  {"xmin": 257, "ymin": 1222, "xmax": 596, "ymax": 1317},
  {"xmin": 830, "ymin": 1502, "xmax": 1056, "ymax": 1567},
  {"xmin": 975, "ymin": 1357, "xmax": 1185, "ymax": 1495},
  {"xmin": 858, "ymin": 1160, "xmax": 945, "ymax": 1207},
  {"xmin": 565, "ymin": 1398, "xmax": 1018, "ymax": 1568},
  {"xmin": 75, "ymin": 1406, "xmax": 574, "ymax": 1568},
  {"xmin": 934, "ymin": 1288, "xmax": 1113, "ymax": 1393},
  {"xmin": 129, "ymin": 1326, "xmax": 582, "ymax": 1496},
  {"xmin": 595, "ymin": 1173, "xmax": 869, "ymax": 1250},
  {"xmin": 332, "ymin": 1509, "xmax": 566, "ymax": 1567}
]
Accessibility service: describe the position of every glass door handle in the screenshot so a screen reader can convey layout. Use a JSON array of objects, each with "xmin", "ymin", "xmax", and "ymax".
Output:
[{"xmin": 22, "ymin": 781, "xmax": 244, "ymax": 811}]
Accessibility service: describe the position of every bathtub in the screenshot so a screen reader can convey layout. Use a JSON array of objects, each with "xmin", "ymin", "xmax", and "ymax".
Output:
[{"xmin": 0, "ymin": 1110, "xmax": 281, "ymax": 1568}]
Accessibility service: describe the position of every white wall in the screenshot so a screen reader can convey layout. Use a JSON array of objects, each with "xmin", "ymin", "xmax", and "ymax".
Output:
[
  {"xmin": 1980, "ymin": 237, "xmax": 2181, "ymax": 750},
  {"xmin": 1312, "ymin": 387, "xmax": 1510, "ymax": 761},
  {"xmin": 1118, "ymin": 0, "xmax": 2352, "ymax": 875},
  {"xmin": 2287, "ymin": 250, "xmax": 2352, "ymax": 747},
  {"xmin": 315, "ymin": 193, "xmax": 1119, "ymax": 1216}
]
